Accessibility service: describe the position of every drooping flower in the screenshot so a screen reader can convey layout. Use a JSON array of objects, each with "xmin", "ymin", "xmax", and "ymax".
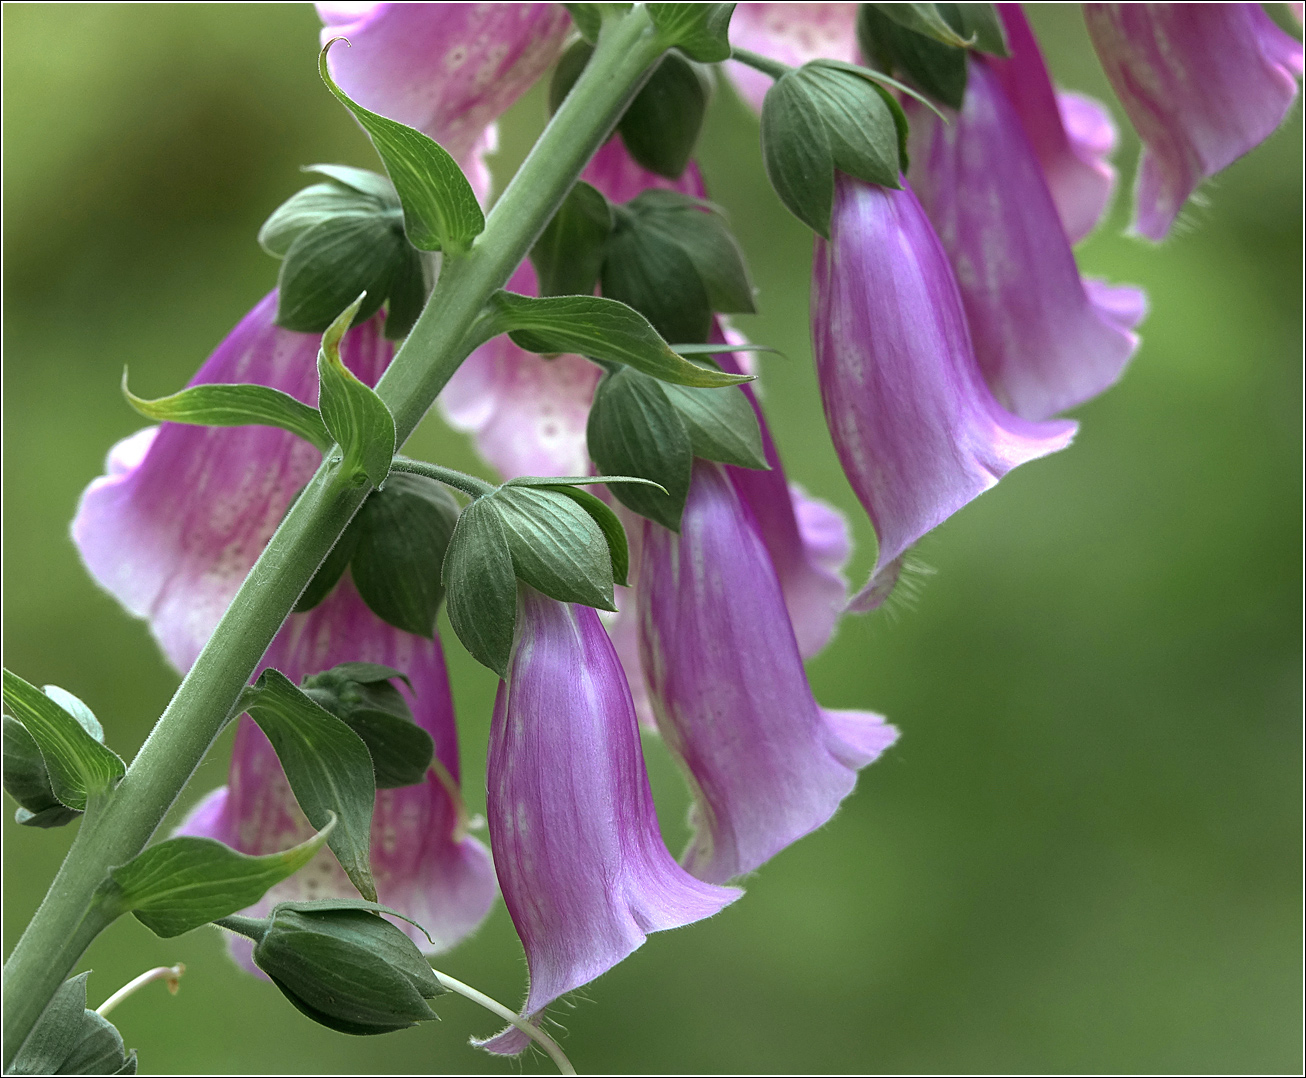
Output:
[
  {"xmin": 638, "ymin": 461, "xmax": 896, "ymax": 884},
  {"xmin": 908, "ymin": 59, "xmax": 1146, "ymax": 422},
  {"xmin": 1083, "ymin": 3, "xmax": 1304, "ymax": 241},
  {"xmin": 479, "ymin": 586, "xmax": 739, "ymax": 1054},
  {"xmin": 812, "ymin": 177, "xmax": 1076, "ymax": 605},
  {"xmin": 177, "ymin": 578, "xmax": 496, "ymax": 969},
  {"xmin": 73, "ymin": 294, "xmax": 495, "ymax": 959},
  {"xmin": 986, "ymin": 4, "xmax": 1119, "ymax": 243},
  {"xmin": 725, "ymin": 2, "xmax": 859, "ymax": 111},
  {"xmin": 316, "ymin": 2, "xmax": 571, "ymax": 198}
]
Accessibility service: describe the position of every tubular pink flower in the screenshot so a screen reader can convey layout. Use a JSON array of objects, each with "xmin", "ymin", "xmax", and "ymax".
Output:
[
  {"xmin": 1084, "ymin": 3, "xmax": 1304, "ymax": 241},
  {"xmin": 316, "ymin": 2, "xmax": 570, "ymax": 198},
  {"xmin": 812, "ymin": 177, "xmax": 1076, "ymax": 605},
  {"xmin": 907, "ymin": 60, "xmax": 1146, "ymax": 422},
  {"xmin": 74, "ymin": 293, "xmax": 494, "ymax": 962},
  {"xmin": 725, "ymin": 2, "xmax": 859, "ymax": 111},
  {"xmin": 72, "ymin": 292, "xmax": 390, "ymax": 672},
  {"xmin": 638, "ymin": 462, "xmax": 896, "ymax": 884},
  {"xmin": 479, "ymin": 587, "xmax": 738, "ymax": 1055},
  {"xmin": 176, "ymin": 578, "xmax": 496, "ymax": 969},
  {"xmin": 987, "ymin": 4, "xmax": 1119, "ymax": 242}
]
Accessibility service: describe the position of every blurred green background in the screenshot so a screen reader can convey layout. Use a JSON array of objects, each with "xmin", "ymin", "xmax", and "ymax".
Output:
[{"xmin": 3, "ymin": 4, "xmax": 1300, "ymax": 1074}]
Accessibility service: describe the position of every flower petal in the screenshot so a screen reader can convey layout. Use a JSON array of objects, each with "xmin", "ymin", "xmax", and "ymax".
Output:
[
  {"xmin": 71, "ymin": 293, "xmax": 391, "ymax": 672},
  {"xmin": 638, "ymin": 462, "xmax": 895, "ymax": 884},
  {"xmin": 987, "ymin": 4, "xmax": 1118, "ymax": 242},
  {"xmin": 1084, "ymin": 3, "xmax": 1304, "ymax": 241},
  {"xmin": 177, "ymin": 577, "xmax": 496, "ymax": 970},
  {"xmin": 724, "ymin": 2, "xmax": 859, "ymax": 112},
  {"xmin": 812, "ymin": 177, "xmax": 1076, "ymax": 600},
  {"xmin": 479, "ymin": 587, "xmax": 738, "ymax": 1054},
  {"xmin": 908, "ymin": 60, "xmax": 1144, "ymax": 422},
  {"xmin": 316, "ymin": 1, "xmax": 570, "ymax": 192}
]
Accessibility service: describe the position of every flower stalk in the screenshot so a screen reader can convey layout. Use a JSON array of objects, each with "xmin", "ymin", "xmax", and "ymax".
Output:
[{"xmin": 1, "ymin": 5, "xmax": 669, "ymax": 1062}]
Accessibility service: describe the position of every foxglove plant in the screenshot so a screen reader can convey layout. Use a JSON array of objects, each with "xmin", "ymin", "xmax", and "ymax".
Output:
[{"xmin": 3, "ymin": 3, "xmax": 1300, "ymax": 1073}]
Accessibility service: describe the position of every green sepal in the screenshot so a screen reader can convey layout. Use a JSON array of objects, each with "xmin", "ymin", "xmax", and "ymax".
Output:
[
  {"xmin": 648, "ymin": 3, "xmax": 737, "ymax": 62},
  {"xmin": 382, "ymin": 243, "xmax": 428, "ymax": 340},
  {"xmin": 317, "ymin": 296, "xmax": 397, "ymax": 487},
  {"xmin": 662, "ymin": 380, "xmax": 769, "ymax": 470},
  {"xmin": 548, "ymin": 37, "xmax": 595, "ymax": 114},
  {"xmin": 258, "ymin": 181, "xmax": 387, "ymax": 258},
  {"xmin": 348, "ymin": 472, "xmax": 460, "ymax": 637},
  {"xmin": 857, "ymin": 4, "xmax": 967, "ymax": 109},
  {"xmin": 4, "ymin": 716, "xmax": 82, "ymax": 828},
  {"xmin": 951, "ymin": 3, "xmax": 1009, "ymax": 56},
  {"xmin": 122, "ymin": 374, "xmax": 331, "ymax": 452},
  {"xmin": 276, "ymin": 212, "xmax": 406, "ymax": 333},
  {"xmin": 488, "ymin": 486, "xmax": 616, "ymax": 611},
  {"xmin": 562, "ymin": 3, "xmax": 603, "ymax": 43},
  {"xmin": 1, "ymin": 671, "xmax": 123, "ymax": 813},
  {"xmin": 442, "ymin": 497, "xmax": 519, "ymax": 678},
  {"xmin": 481, "ymin": 291, "xmax": 751, "ymax": 388},
  {"xmin": 602, "ymin": 211, "xmax": 712, "ymax": 344},
  {"xmin": 252, "ymin": 903, "xmax": 440, "ymax": 1036},
  {"xmin": 618, "ymin": 51, "xmax": 711, "ymax": 179},
  {"xmin": 792, "ymin": 62, "xmax": 902, "ymax": 189},
  {"xmin": 760, "ymin": 70, "xmax": 835, "ymax": 235},
  {"xmin": 302, "ymin": 164, "xmax": 400, "ymax": 202},
  {"xmin": 586, "ymin": 367, "xmax": 692, "ymax": 531},
  {"xmin": 301, "ymin": 665, "xmax": 433, "ymax": 789},
  {"xmin": 869, "ymin": 2, "xmax": 971, "ymax": 47},
  {"xmin": 319, "ymin": 40, "xmax": 484, "ymax": 253},
  {"xmin": 8, "ymin": 973, "xmax": 136, "ymax": 1077},
  {"xmin": 240, "ymin": 670, "xmax": 378, "ymax": 901},
  {"xmin": 530, "ymin": 181, "xmax": 612, "ymax": 298},
  {"xmin": 101, "ymin": 818, "xmax": 336, "ymax": 938},
  {"xmin": 540, "ymin": 485, "xmax": 631, "ymax": 587}
]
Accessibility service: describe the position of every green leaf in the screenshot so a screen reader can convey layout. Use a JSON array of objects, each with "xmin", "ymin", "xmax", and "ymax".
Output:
[
  {"xmin": 8, "ymin": 973, "xmax": 136, "ymax": 1077},
  {"xmin": 648, "ymin": 3, "xmax": 737, "ymax": 62},
  {"xmin": 856, "ymin": 4, "xmax": 967, "ymax": 109},
  {"xmin": 483, "ymin": 291, "xmax": 750, "ymax": 387},
  {"xmin": 276, "ymin": 212, "xmax": 405, "ymax": 333},
  {"xmin": 793, "ymin": 63, "xmax": 902, "ymax": 188},
  {"xmin": 586, "ymin": 368, "xmax": 692, "ymax": 531},
  {"xmin": 542, "ymin": 485, "xmax": 631, "ymax": 587},
  {"xmin": 4, "ymin": 716, "xmax": 82, "ymax": 828},
  {"xmin": 442, "ymin": 498, "xmax": 519, "ymax": 678},
  {"xmin": 317, "ymin": 296, "xmax": 397, "ymax": 487},
  {"xmin": 869, "ymin": 2, "xmax": 971, "ymax": 47},
  {"xmin": 504, "ymin": 475, "xmax": 669, "ymax": 491},
  {"xmin": 625, "ymin": 190, "xmax": 756, "ymax": 314},
  {"xmin": 563, "ymin": 3, "xmax": 602, "ymax": 43},
  {"xmin": 349, "ymin": 472, "xmax": 460, "ymax": 637},
  {"xmin": 602, "ymin": 213, "xmax": 712, "ymax": 344},
  {"xmin": 242, "ymin": 670, "xmax": 378, "ymax": 901},
  {"xmin": 123, "ymin": 375, "xmax": 331, "ymax": 451},
  {"xmin": 105, "ymin": 819, "xmax": 336, "ymax": 938},
  {"xmin": 530, "ymin": 181, "xmax": 612, "ymax": 297},
  {"xmin": 662, "ymin": 381, "xmax": 769, "ymax": 470},
  {"xmin": 489, "ymin": 486, "xmax": 616, "ymax": 611},
  {"xmin": 760, "ymin": 71, "xmax": 835, "ymax": 235},
  {"xmin": 258, "ymin": 182, "xmax": 385, "ymax": 257},
  {"xmin": 952, "ymin": 4, "xmax": 1009, "ymax": 56},
  {"xmin": 618, "ymin": 51, "xmax": 710, "ymax": 179},
  {"xmin": 2, "ymin": 670, "xmax": 123, "ymax": 812},
  {"xmin": 671, "ymin": 342, "xmax": 783, "ymax": 359},
  {"xmin": 319, "ymin": 40, "xmax": 484, "ymax": 253}
]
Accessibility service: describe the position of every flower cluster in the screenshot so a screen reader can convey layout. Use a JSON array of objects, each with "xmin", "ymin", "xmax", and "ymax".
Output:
[{"xmin": 69, "ymin": 0, "xmax": 1301, "ymax": 1057}]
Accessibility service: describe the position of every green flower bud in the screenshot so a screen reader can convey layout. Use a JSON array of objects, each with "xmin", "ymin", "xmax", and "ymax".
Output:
[
  {"xmin": 250, "ymin": 902, "xmax": 444, "ymax": 1036},
  {"xmin": 3, "ymin": 715, "xmax": 81, "ymax": 828}
]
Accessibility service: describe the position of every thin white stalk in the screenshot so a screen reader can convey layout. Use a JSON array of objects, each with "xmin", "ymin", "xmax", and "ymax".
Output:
[
  {"xmin": 95, "ymin": 964, "xmax": 185, "ymax": 1018},
  {"xmin": 431, "ymin": 969, "xmax": 577, "ymax": 1076}
]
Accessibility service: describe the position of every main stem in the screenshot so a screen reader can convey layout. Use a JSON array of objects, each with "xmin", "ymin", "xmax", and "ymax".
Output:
[{"xmin": 2, "ymin": 8, "xmax": 666, "ymax": 1061}]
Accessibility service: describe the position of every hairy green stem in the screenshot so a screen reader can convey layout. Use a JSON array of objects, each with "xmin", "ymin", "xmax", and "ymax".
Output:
[
  {"xmin": 730, "ymin": 46, "xmax": 791, "ymax": 81},
  {"xmin": 391, "ymin": 457, "xmax": 495, "ymax": 499},
  {"xmin": 2, "ymin": 6, "xmax": 666, "ymax": 1063}
]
